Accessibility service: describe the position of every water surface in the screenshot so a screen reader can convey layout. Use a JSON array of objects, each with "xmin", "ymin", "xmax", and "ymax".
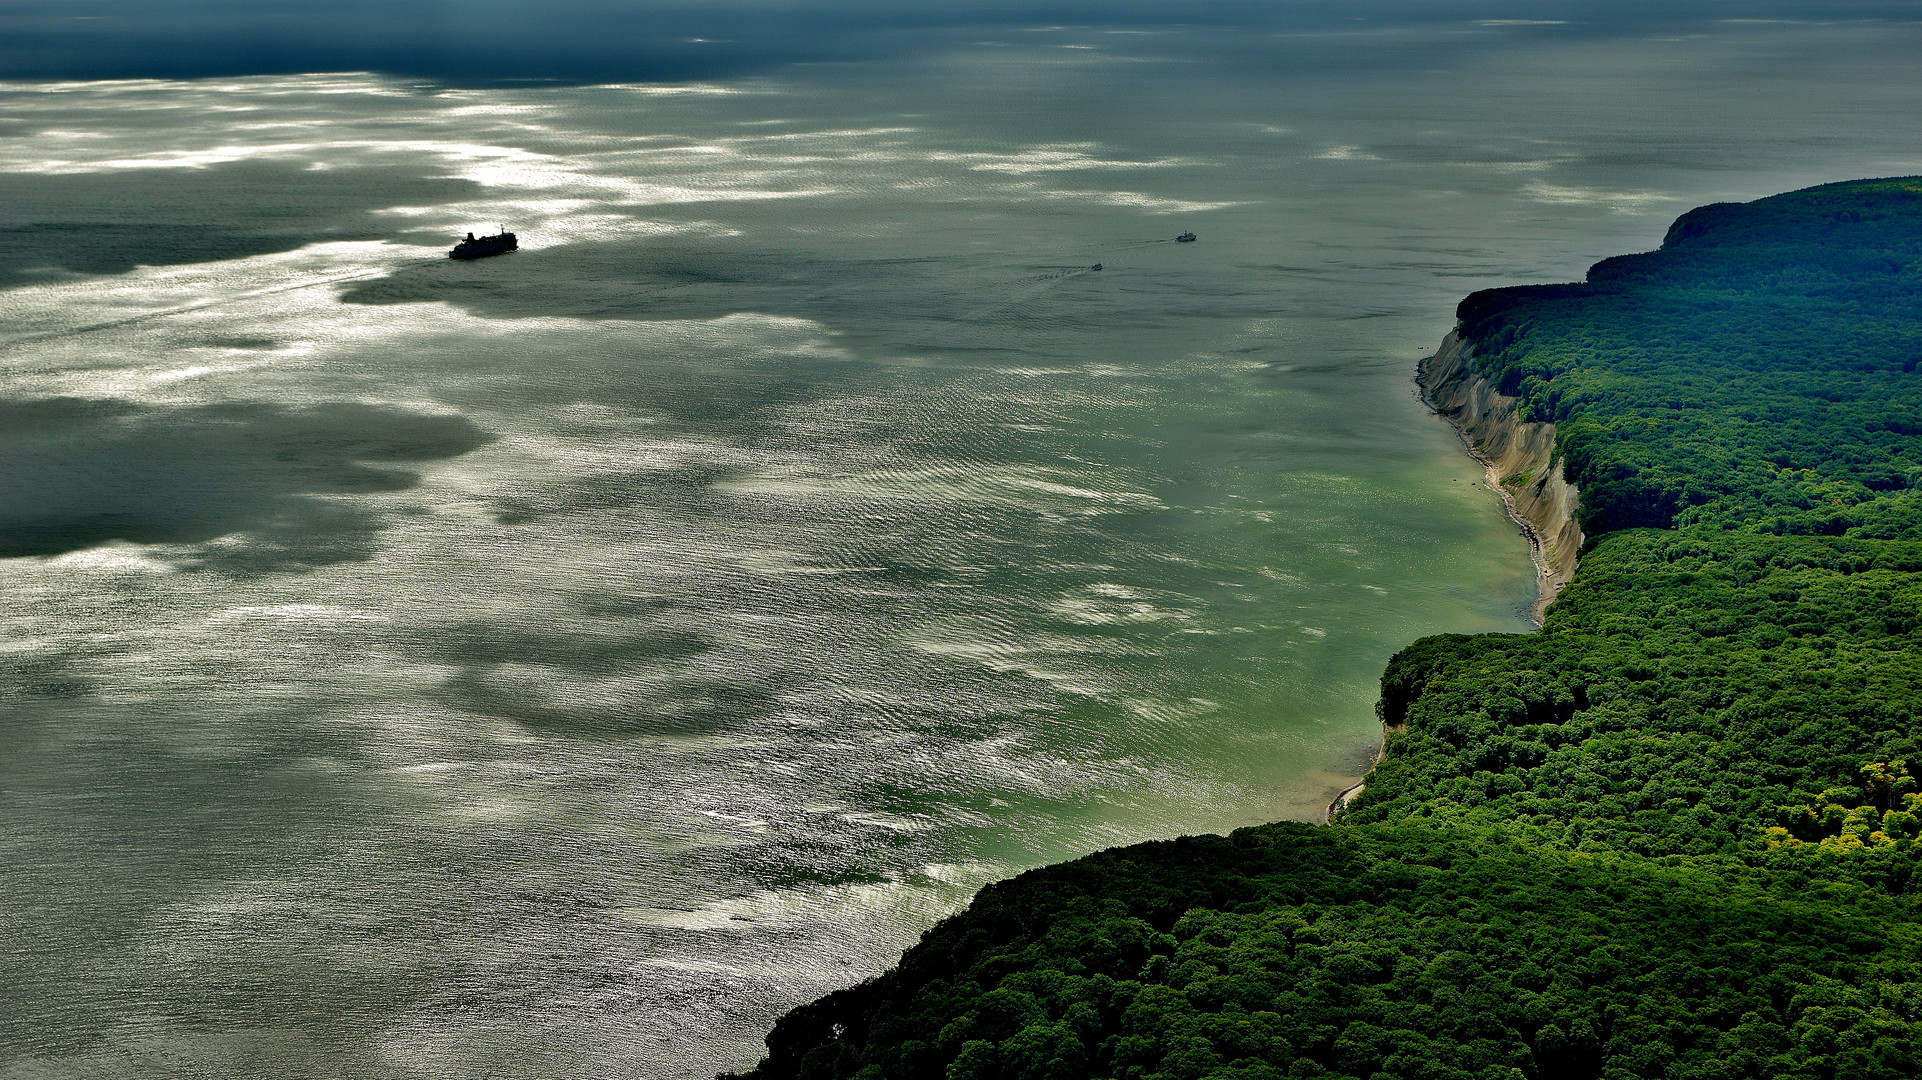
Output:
[{"xmin": 4, "ymin": 16, "xmax": 1922, "ymax": 1080}]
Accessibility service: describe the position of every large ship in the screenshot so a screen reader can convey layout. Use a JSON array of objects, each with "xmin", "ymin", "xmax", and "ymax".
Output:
[{"xmin": 449, "ymin": 229, "xmax": 517, "ymax": 260}]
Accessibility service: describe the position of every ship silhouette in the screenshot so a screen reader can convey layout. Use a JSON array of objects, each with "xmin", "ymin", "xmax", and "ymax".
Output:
[{"xmin": 450, "ymin": 229, "xmax": 517, "ymax": 260}]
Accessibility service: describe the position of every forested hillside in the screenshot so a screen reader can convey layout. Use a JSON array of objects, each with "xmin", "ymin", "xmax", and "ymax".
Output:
[{"xmin": 725, "ymin": 178, "xmax": 1922, "ymax": 1080}]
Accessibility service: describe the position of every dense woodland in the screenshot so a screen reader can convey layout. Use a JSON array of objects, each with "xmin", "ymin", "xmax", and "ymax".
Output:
[{"xmin": 727, "ymin": 178, "xmax": 1922, "ymax": 1080}]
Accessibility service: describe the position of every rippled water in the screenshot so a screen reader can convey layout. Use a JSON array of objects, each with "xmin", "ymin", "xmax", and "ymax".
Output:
[{"xmin": 5, "ymin": 17, "xmax": 1922, "ymax": 1080}]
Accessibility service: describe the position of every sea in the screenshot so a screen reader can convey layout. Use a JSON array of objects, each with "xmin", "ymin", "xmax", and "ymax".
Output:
[{"xmin": 4, "ymin": 13, "xmax": 1920, "ymax": 1080}]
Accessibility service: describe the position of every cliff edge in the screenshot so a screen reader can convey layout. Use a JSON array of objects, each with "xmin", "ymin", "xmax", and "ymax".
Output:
[{"xmin": 1418, "ymin": 329, "xmax": 1582, "ymax": 623}]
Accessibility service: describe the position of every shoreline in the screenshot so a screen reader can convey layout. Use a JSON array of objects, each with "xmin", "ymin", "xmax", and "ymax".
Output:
[
  {"xmin": 1415, "ymin": 329, "xmax": 1583, "ymax": 626},
  {"xmin": 1326, "ymin": 332, "xmax": 1584, "ymax": 824},
  {"xmin": 1322, "ymin": 731, "xmax": 1383, "ymax": 824},
  {"xmin": 1417, "ymin": 347, "xmax": 1557, "ymax": 627}
]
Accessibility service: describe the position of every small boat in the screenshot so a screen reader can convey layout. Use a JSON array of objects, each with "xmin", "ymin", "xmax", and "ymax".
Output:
[
  {"xmin": 1091, "ymin": 263, "xmax": 1103, "ymax": 271},
  {"xmin": 450, "ymin": 229, "xmax": 518, "ymax": 260},
  {"xmin": 1175, "ymin": 232, "xmax": 1197, "ymax": 243}
]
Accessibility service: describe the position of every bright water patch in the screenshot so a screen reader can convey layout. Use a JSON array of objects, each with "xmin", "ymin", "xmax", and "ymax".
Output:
[{"xmin": 5, "ymin": 17, "xmax": 1922, "ymax": 1079}]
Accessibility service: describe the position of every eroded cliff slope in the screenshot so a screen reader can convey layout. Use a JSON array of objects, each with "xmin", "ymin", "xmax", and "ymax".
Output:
[{"xmin": 1419, "ymin": 330, "xmax": 1582, "ymax": 621}]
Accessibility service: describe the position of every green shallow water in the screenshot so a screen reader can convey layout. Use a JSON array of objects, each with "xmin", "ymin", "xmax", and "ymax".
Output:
[{"xmin": 4, "ymin": 18, "xmax": 1922, "ymax": 1080}]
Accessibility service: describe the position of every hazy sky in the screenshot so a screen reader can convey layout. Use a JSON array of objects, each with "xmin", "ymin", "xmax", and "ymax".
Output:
[{"xmin": 4, "ymin": 1, "xmax": 1919, "ymax": 82}]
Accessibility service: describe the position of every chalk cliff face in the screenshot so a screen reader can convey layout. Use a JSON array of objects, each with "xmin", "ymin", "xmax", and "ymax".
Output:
[{"xmin": 1419, "ymin": 330, "xmax": 1582, "ymax": 621}]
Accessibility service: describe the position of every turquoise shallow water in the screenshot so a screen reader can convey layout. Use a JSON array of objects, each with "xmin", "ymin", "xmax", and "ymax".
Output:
[{"xmin": 4, "ymin": 18, "xmax": 1922, "ymax": 1080}]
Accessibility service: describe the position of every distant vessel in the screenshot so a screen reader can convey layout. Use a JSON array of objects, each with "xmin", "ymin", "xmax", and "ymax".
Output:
[
  {"xmin": 1091, "ymin": 263, "xmax": 1103, "ymax": 271},
  {"xmin": 1175, "ymin": 232, "xmax": 1197, "ymax": 243},
  {"xmin": 450, "ymin": 229, "xmax": 517, "ymax": 260}
]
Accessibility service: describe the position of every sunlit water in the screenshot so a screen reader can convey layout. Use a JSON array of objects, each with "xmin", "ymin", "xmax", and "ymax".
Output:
[{"xmin": 4, "ymin": 18, "xmax": 1922, "ymax": 1080}]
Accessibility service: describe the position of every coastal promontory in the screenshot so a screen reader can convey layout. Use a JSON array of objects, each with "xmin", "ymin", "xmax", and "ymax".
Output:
[{"xmin": 726, "ymin": 178, "xmax": 1922, "ymax": 1080}]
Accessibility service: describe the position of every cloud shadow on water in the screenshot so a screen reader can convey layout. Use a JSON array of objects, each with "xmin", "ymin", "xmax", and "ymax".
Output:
[
  {"xmin": 405, "ymin": 617, "xmax": 780, "ymax": 738},
  {"xmin": 338, "ymin": 231, "xmax": 1270, "ymax": 361},
  {"xmin": 0, "ymin": 397, "xmax": 493, "ymax": 567},
  {"xmin": 0, "ymin": 163, "xmax": 481, "ymax": 289}
]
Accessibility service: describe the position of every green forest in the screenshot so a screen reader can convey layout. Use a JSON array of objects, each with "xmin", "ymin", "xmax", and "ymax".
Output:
[{"xmin": 726, "ymin": 178, "xmax": 1922, "ymax": 1080}]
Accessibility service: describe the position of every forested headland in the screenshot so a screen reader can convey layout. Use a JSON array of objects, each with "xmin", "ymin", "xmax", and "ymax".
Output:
[{"xmin": 725, "ymin": 178, "xmax": 1922, "ymax": 1080}]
